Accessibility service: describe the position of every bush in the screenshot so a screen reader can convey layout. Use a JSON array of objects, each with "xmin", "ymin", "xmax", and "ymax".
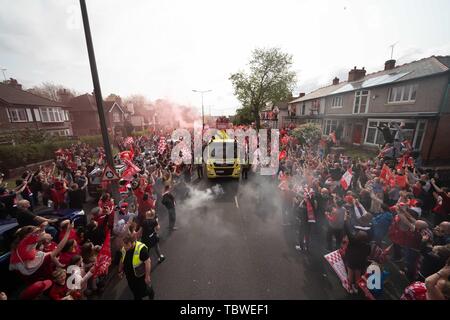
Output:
[
  {"xmin": 79, "ymin": 135, "xmax": 103, "ymax": 147},
  {"xmin": 0, "ymin": 135, "xmax": 105, "ymax": 173},
  {"xmin": 130, "ymin": 130, "xmax": 148, "ymax": 137},
  {"xmin": 290, "ymin": 123, "xmax": 322, "ymax": 144}
]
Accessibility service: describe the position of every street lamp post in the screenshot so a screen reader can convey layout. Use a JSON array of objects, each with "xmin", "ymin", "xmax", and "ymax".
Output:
[{"xmin": 192, "ymin": 89, "xmax": 211, "ymax": 129}]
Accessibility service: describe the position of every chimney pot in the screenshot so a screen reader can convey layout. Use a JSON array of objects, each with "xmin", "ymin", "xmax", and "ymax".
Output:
[
  {"xmin": 384, "ymin": 59, "xmax": 396, "ymax": 70},
  {"xmin": 347, "ymin": 67, "xmax": 366, "ymax": 82},
  {"xmin": 332, "ymin": 77, "xmax": 340, "ymax": 85},
  {"xmin": 299, "ymin": 92, "xmax": 305, "ymax": 98},
  {"xmin": 7, "ymin": 78, "xmax": 22, "ymax": 90}
]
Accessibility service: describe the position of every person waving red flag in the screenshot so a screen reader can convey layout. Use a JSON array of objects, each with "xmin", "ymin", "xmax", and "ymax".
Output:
[{"xmin": 92, "ymin": 229, "xmax": 111, "ymax": 277}]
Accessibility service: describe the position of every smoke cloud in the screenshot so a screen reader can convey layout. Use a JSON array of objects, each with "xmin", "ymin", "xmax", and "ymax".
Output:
[{"xmin": 152, "ymin": 99, "xmax": 201, "ymax": 128}]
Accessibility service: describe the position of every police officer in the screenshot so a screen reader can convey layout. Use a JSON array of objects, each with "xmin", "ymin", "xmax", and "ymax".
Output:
[{"xmin": 118, "ymin": 235, "xmax": 154, "ymax": 300}]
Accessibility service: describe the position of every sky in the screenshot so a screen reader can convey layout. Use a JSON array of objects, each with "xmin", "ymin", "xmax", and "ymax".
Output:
[{"xmin": 1, "ymin": 0, "xmax": 450, "ymax": 116}]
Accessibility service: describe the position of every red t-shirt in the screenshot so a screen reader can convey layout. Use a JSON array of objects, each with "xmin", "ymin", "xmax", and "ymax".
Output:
[
  {"xmin": 51, "ymin": 188, "xmax": 67, "ymax": 204},
  {"xmin": 58, "ymin": 229, "xmax": 81, "ymax": 244},
  {"xmin": 10, "ymin": 233, "xmax": 39, "ymax": 264},
  {"xmin": 58, "ymin": 249, "xmax": 80, "ymax": 266},
  {"xmin": 138, "ymin": 199, "xmax": 155, "ymax": 218},
  {"xmin": 49, "ymin": 283, "xmax": 69, "ymax": 300},
  {"xmin": 433, "ymin": 192, "xmax": 450, "ymax": 215},
  {"xmin": 43, "ymin": 241, "xmax": 58, "ymax": 253}
]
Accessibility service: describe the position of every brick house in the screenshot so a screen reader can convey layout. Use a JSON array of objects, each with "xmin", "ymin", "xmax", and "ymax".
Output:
[
  {"xmin": 0, "ymin": 79, "xmax": 72, "ymax": 139},
  {"xmin": 288, "ymin": 55, "xmax": 450, "ymax": 165},
  {"xmin": 68, "ymin": 93, "xmax": 127, "ymax": 136}
]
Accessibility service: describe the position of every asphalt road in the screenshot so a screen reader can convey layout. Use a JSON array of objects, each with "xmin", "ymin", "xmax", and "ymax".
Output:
[{"xmin": 100, "ymin": 172, "xmax": 356, "ymax": 300}]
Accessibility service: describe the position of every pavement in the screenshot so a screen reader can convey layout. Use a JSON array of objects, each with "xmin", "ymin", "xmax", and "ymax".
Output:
[{"xmin": 99, "ymin": 173, "xmax": 364, "ymax": 300}]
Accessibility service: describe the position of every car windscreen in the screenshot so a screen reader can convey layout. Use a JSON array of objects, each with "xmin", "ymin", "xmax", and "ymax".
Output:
[{"xmin": 209, "ymin": 141, "xmax": 237, "ymax": 159}]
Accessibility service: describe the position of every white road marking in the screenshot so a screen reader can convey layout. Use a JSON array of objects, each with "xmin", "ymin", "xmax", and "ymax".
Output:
[{"xmin": 234, "ymin": 195, "xmax": 239, "ymax": 208}]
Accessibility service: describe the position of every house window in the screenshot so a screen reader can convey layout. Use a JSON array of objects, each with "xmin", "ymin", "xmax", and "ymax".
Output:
[
  {"xmin": 26, "ymin": 109, "xmax": 33, "ymax": 122},
  {"xmin": 113, "ymin": 112, "xmax": 121, "ymax": 123},
  {"xmin": 40, "ymin": 107, "xmax": 64, "ymax": 123},
  {"xmin": 413, "ymin": 120, "xmax": 427, "ymax": 150},
  {"xmin": 388, "ymin": 84, "xmax": 418, "ymax": 103},
  {"xmin": 311, "ymin": 100, "xmax": 320, "ymax": 114},
  {"xmin": 7, "ymin": 108, "xmax": 28, "ymax": 122},
  {"xmin": 301, "ymin": 103, "xmax": 306, "ymax": 115},
  {"xmin": 364, "ymin": 119, "xmax": 417, "ymax": 146},
  {"xmin": 353, "ymin": 90, "xmax": 369, "ymax": 114},
  {"xmin": 324, "ymin": 119, "xmax": 340, "ymax": 135},
  {"xmin": 33, "ymin": 109, "xmax": 41, "ymax": 121},
  {"xmin": 331, "ymin": 96, "xmax": 343, "ymax": 108}
]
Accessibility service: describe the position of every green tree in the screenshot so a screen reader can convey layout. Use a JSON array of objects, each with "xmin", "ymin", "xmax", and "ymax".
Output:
[
  {"xmin": 230, "ymin": 47, "xmax": 296, "ymax": 129},
  {"xmin": 232, "ymin": 106, "xmax": 254, "ymax": 125}
]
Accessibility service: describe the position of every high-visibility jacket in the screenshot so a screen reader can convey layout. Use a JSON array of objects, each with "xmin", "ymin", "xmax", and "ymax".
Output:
[{"xmin": 121, "ymin": 241, "xmax": 147, "ymax": 278}]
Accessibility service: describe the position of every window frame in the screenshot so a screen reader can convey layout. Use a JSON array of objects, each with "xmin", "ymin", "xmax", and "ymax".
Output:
[
  {"xmin": 330, "ymin": 95, "xmax": 343, "ymax": 108},
  {"xmin": 387, "ymin": 84, "xmax": 418, "ymax": 104},
  {"xmin": 112, "ymin": 112, "xmax": 121, "ymax": 123},
  {"xmin": 39, "ymin": 107, "xmax": 64, "ymax": 123},
  {"xmin": 7, "ymin": 107, "xmax": 29, "ymax": 122},
  {"xmin": 363, "ymin": 118, "xmax": 423, "ymax": 148},
  {"xmin": 353, "ymin": 90, "xmax": 370, "ymax": 114},
  {"xmin": 323, "ymin": 119, "xmax": 341, "ymax": 135}
]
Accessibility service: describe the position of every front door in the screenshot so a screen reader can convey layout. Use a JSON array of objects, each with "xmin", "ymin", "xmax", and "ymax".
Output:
[{"xmin": 353, "ymin": 124, "xmax": 363, "ymax": 144}]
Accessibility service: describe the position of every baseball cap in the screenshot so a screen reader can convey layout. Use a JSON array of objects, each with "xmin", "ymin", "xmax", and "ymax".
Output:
[
  {"xmin": 20, "ymin": 280, "xmax": 53, "ymax": 300},
  {"xmin": 120, "ymin": 202, "xmax": 129, "ymax": 208}
]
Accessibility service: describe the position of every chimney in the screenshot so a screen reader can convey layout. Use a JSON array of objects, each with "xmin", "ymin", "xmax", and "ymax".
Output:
[
  {"xmin": 57, "ymin": 88, "xmax": 71, "ymax": 103},
  {"xmin": 347, "ymin": 66, "xmax": 366, "ymax": 82},
  {"xmin": 7, "ymin": 78, "xmax": 22, "ymax": 90},
  {"xmin": 299, "ymin": 92, "xmax": 305, "ymax": 98},
  {"xmin": 384, "ymin": 59, "xmax": 396, "ymax": 71},
  {"xmin": 332, "ymin": 77, "xmax": 339, "ymax": 85}
]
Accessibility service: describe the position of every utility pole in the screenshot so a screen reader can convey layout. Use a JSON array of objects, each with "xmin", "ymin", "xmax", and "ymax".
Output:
[
  {"xmin": 79, "ymin": 0, "xmax": 118, "ymax": 196},
  {"xmin": 192, "ymin": 89, "xmax": 212, "ymax": 129}
]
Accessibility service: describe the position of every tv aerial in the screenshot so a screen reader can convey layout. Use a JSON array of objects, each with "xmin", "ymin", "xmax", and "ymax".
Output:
[
  {"xmin": 0, "ymin": 68, "xmax": 7, "ymax": 81},
  {"xmin": 389, "ymin": 41, "xmax": 399, "ymax": 60}
]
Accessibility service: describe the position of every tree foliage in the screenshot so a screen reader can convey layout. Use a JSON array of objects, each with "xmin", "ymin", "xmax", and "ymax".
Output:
[
  {"xmin": 230, "ymin": 47, "xmax": 296, "ymax": 128},
  {"xmin": 290, "ymin": 123, "xmax": 322, "ymax": 144},
  {"xmin": 232, "ymin": 106, "xmax": 254, "ymax": 125}
]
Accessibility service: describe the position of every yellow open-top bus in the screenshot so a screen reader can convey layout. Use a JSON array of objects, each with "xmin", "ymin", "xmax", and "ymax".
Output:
[{"xmin": 206, "ymin": 130, "xmax": 241, "ymax": 178}]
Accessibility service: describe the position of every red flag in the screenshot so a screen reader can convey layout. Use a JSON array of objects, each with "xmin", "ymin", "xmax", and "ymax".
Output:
[
  {"xmin": 395, "ymin": 174, "xmax": 407, "ymax": 189},
  {"xmin": 119, "ymin": 150, "xmax": 133, "ymax": 161},
  {"xmin": 92, "ymin": 229, "xmax": 111, "ymax": 277},
  {"xmin": 340, "ymin": 168, "xmax": 353, "ymax": 190},
  {"xmin": 121, "ymin": 159, "xmax": 141, "ymax": 180},
  {"xmin": 129, "ymin": 144, "xmax": 135, "ymax": 160},
  {"xmin": 395, "ymin": 157, "xmax": 405, "ymax": 171},
  {"xmin": 380, "ymin": 164, "xmax": 393, "ymax": 183}
]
